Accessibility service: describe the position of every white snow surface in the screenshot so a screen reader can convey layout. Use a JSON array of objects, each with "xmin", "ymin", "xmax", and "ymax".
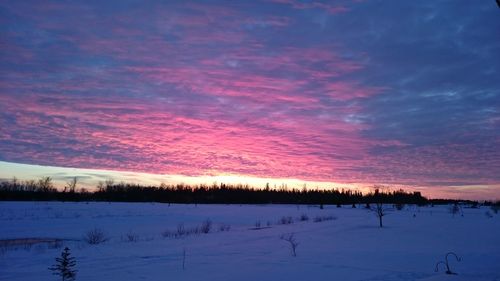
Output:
[{"xmin": 0, "ymin": 202, "xmax": 499, "ymax": 281}]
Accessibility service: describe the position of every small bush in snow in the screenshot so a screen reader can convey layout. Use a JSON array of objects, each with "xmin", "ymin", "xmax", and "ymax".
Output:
[
  {"xmin": 449, "ymin": 204, "xmax": 462, "ymax": 217},
  {"xmin": 123, "ymin": 231, "xmax": 139, "ymax": 242},
  {"xmin": 313, "ymin": 215, "xmax": 337, "ymax": 223},
  {"xmin": 161, "ymin": 230, "xmax": 173, "ymax": 238},
  {"xmin": 299, "ymin": 214, "xmax": 309, "ymax": 221},
  {"xmin": 255, "ymin": 220, "xmax": 261, "ymax": 228},
  {"xmin": 435, "ymin": 252, "xmax": 461, "ymax": 275},
  {"xmin": 83, "ymin": 228, "xmax": 108, "ymax": 245},
  {"xmin": 177, "ymin": 223, "xmax": 187, "ymax": 236},
  {"xmin": 394, "ymin": 203, "xmax": 405, "ymax": 211},
  {"xmin": 278, "ymin": 216, "xmax": 293, "ymax": 225},
  {"xmin": 200, "ymin": 219, "xmax": 212, "ymax": 234},
  {"xmin": 163, "ymin": 221, "xmax": 215, "ymax": 238},
  {"xmin": 218, "ymin": 224, "xmax": 231, "ymax": 232}
]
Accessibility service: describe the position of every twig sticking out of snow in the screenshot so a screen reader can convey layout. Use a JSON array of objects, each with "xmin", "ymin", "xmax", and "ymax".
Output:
[
  {"xmin": 435, "ymin": 252, "xmax": 461, "ymax": 275},
  {"xmin": 280, "ymin": 233, "xmax": 299, "ymax": 257},
  {"xmin": 182, "ymin": 248, "xmax": 186, "ymax": 270}
]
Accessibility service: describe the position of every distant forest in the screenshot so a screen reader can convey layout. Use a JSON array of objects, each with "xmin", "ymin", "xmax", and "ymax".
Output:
[{"xmin": 0, "ymin": 177, "xmax": 489, "ymax": 205}]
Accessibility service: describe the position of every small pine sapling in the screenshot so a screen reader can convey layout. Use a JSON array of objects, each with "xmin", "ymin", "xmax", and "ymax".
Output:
[{"xmin": 49, "ymin": 247, "xmax": 77, "ymax": 281}]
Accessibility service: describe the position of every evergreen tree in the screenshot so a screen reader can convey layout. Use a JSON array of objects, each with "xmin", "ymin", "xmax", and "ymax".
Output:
[{"xmin": 49, "ymin": 247, "xmax": 77, "ymax": 281}]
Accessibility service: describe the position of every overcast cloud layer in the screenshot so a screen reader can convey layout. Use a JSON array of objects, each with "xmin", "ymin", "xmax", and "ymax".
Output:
[{"xmin": 1, "ymin": 0, "xmax": 499, "ymax": 195}]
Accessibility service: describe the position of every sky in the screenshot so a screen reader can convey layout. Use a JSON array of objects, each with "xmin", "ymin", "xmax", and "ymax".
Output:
[{"xmin": 1, "ymin": 0, "xmax": 499, "ymax": 200}]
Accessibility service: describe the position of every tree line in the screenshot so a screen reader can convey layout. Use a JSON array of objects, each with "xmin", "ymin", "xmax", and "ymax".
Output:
[{"xmin": 0, "ymin": 176, "xmax": 482, "ymax": 206}]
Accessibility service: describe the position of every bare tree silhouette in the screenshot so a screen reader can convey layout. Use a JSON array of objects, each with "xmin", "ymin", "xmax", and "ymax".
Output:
[{"xmin": 64, "ymin": 177, "xmax": 78, "ymax": 193}]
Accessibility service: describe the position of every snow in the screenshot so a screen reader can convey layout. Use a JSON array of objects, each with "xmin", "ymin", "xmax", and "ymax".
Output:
[{"xmin": 0, "ymin": 202, "xmax": 499, "ymax": 281}]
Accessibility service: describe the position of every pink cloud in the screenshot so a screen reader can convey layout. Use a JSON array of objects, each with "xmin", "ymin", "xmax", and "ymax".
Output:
[
  {"xmin": 2, "ymin": 0, "xmax": 497, "ymax": 201},
  {"xmin": 271, "ymin": 0, "xmax": 350, "ymax": 14}
]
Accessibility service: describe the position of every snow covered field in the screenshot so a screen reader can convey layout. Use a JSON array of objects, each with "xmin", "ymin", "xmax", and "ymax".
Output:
[{"xmin": 0, "ymin": 202, "xmax": 499, "ymax": 281}]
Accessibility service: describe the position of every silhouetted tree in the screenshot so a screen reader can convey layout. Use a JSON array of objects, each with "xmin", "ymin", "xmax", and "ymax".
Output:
[
  {"xmin": 38, "ymin": 177, "xmax": 54, "ymax": 192},
  {"xmin": 64, "ymin": 177, "xmax": 78, "ymax": 193},
  {"xmin": 371, "ymin": 202, "xmax": 390, "ymax": 228},
  {"xmin": 368, "ymin": 187, "xmax": 393, "ymax": 227}
]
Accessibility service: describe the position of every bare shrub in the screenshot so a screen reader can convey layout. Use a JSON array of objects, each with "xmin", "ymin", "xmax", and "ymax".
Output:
[
  {"xmin": 83, "ymin": 228, "xmax": 108, "ymax": 245},
  {"xmin": 313, "ymin": 215, "xmax": 337, "ymax": 223},
  {"xmin": 255, "ymin": 220, "xmax": 261, "ymax": 228},
  {"xmin": 218, "ymin": 224, "xmax": 231, "ymax": 232},
  {"xmin": 299, "ymin": 214, "xmax": 309, "ymax": 221},
  {"xmin": 200, "ymin": 219, "xmax": 212, "ymax": 234},
  {"xmin": 23, "ymin": 243, "xmax": 33, "ymax": 251},
  {"xmin": 123, "ymin": 231, "xmax": 139, "ymax": 242},
  {"xmin": 449, "ymin": 204, "xmax": 462, "ymax": 217},
  {"xmin": 186, "ymin": 226, "xmax": 200, "ymax": 236},
  {"xmin": 280, "ymin": 233, "xmax": 299, "ymax": 257},
  {"xmin": 161, "ymin": 230, "xmax": 174, "ymax": 238},
  {"xmin": 177, "ymin": 223, "xmax": 186, "ymax": 237},
  {"xmin": 278, "ymin": 216, "xmax": 293, "ymax": 225},
  {"xmin": 163, "ymin": 220, "xmax": 215, "ymax": 239}
]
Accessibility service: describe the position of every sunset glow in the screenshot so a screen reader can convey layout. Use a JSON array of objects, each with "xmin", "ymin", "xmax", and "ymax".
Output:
[{"xmin": 1, "ymin": 1, "xmax": 499, "ymax": 200}]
